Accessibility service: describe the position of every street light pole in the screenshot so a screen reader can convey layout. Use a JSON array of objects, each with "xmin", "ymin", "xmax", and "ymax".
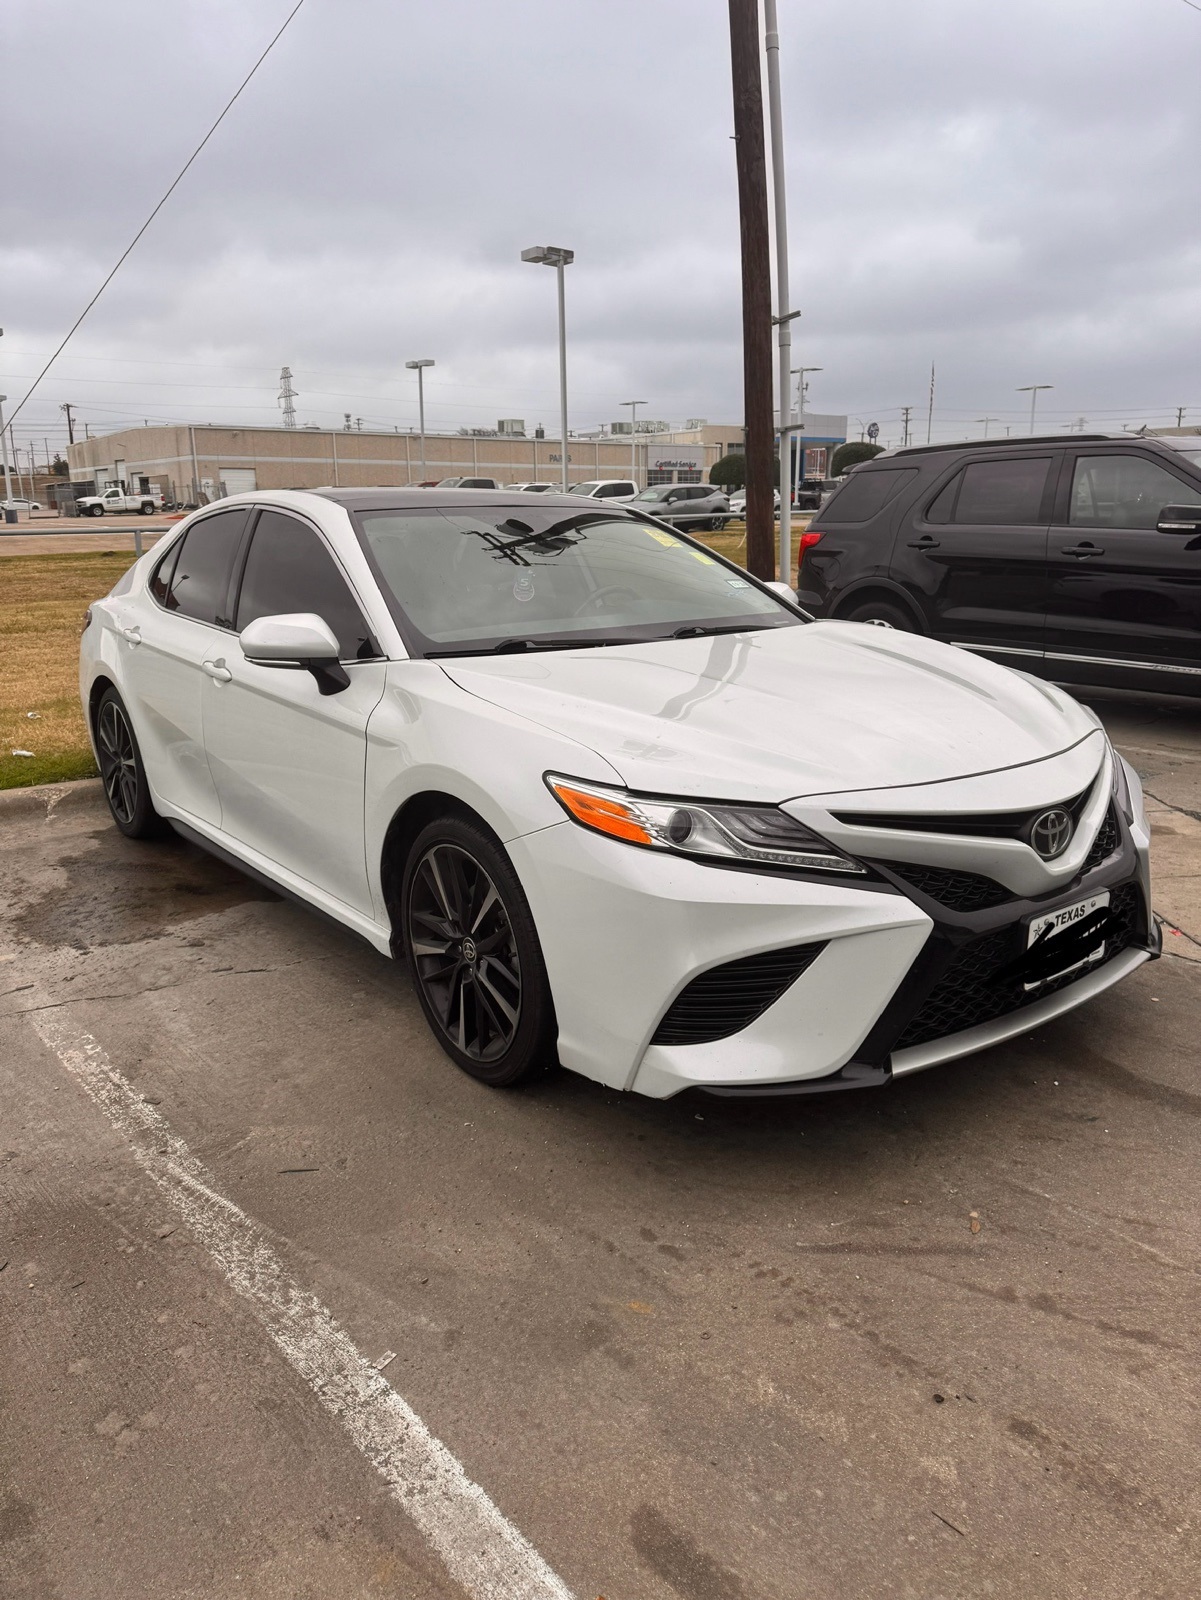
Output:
[
  {"xmin": 974, "ymin": 417, "xmax": 999, "ymax": 438},
  {"xmin": 621, "ymin": 399, "xmax": 647, "ymax": 485},
  {"xmin": 0, "ymin": 395, "xmax": 13, "ymax": 511},
  {"xmin": 1017, "ymin": 384, "xmax": 1053, "ymax": 435},
  {"xmin": 405, "ymin": 359, "xmax": 435, "ymax": 479},
  {"xmin": 521, "ymin": 246, "xmax": 574, "ymax": 492}
]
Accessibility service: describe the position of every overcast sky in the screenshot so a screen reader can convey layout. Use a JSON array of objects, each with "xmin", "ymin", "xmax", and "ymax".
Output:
[{"xmin": 5, "ymin": 0, "xmax": 1201, "ymax": 456}]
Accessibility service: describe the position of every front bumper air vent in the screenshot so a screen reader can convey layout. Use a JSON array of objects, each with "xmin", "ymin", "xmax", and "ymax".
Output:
[{"xmin": 651, "ymin": 943, "xmax": 826, "ymax": 1047}]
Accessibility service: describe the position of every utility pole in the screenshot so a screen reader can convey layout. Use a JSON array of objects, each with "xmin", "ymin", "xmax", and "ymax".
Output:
[
  {"xmin": 975, "ymin": 417, "xmax": 998, "ymax": 438},
  {"xmin": 1177, "ymin": 406, "xmax": 1187, "ymax": 427},
  {"xmin": 728, "ymin": 0, "xmax": 775, "ymax": 580},
  {"xmin": 764, "ymin": 0, "xmax": 798, "ymax": 586},
  {"xmin": 278, "ymin": 366, "xmax": 297, "ymax": 429},
  {"xmin": 926, "ymin": 363, "xmax": 936, "ymax": 444},
  {"xmin": 60, "ymin": 402, "xmax": 76, "ymax": 444},
  {"xmin": 0, "ymin": 395, "xmax": 14, "ymax": 510},
  {"xmin": 900, "ymin": 405, "xmax": 913, "ymax": 448}
]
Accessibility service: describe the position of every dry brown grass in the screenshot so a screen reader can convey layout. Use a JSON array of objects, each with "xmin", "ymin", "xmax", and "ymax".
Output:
[{"xmin": 0, "ymin": 551, "xmax": 135, "ymax": 788}]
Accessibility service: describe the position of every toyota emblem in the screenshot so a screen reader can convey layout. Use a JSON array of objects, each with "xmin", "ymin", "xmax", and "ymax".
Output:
[{"xmin": 1030, "ymin": 807, "xmax": 1073, "ymax": 859}]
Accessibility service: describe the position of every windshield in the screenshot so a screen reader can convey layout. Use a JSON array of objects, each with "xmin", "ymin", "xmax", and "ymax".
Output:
[
  {"xmin": 355, "ymin": 507, "xmax": 799, "ymax": 656},
  {"xmin": 571, "ymin": 482, "xmax": 601, "ymax": 495},
  {"xmin": 633, "ymin": 487, "xmax": 668, "ymax": 502}
]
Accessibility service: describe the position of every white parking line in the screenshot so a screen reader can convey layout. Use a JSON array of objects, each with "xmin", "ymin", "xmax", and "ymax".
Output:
[{"xmin": 29, "ymin": 1005, "xmax": 574, "ymax": 1600}]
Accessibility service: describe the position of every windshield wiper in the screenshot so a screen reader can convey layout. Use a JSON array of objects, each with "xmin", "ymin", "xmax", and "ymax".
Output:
[
  {"xmin": 426, "ymin": 636, "xmax": 639, "ymax": 659},
  {"xmin": 669, "ymin": 622, "xmax": 783, "ymax": 640}
]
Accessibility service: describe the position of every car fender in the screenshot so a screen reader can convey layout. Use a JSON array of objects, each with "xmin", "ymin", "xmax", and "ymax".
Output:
[
  {"xmin": 830, "ymin": 576, "xmax": 929, "ymax": 628},
  {"xmin": 362, "ymin": 661, "xmax": 624, "ymax": 925}
]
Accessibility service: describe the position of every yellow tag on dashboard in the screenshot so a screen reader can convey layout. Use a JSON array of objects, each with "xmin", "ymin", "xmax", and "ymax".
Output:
[{"xmin": 644, "ymin": 528, "xmax": 677, "ymax": 547}]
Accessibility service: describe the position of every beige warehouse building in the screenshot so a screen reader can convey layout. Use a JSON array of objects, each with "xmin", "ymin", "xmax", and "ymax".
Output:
[
  {"xmin": 67, "ymin": 423, "xmax": 738, "ymax": 503},
  {"xmin": 66, "ymin": 415, "xmax": 846, "ymax": 505}
]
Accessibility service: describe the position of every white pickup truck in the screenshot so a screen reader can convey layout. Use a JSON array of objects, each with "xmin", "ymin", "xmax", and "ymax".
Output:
[{"xmin": 76, "ymin": 485, "xmax": 164, "ymax": 517}]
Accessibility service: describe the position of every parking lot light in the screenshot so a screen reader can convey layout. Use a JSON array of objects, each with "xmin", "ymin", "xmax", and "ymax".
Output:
[
  {"xmin": 521, "ymin": 246, "xmax": 574, "ymax": 492},
  {"xmin": 405, "ymin": 359, "xmax": 435, "ymax": 479},
  {"xmin": 1017, "ymin": 383, "xmax": 1053, "ymax": 436}
]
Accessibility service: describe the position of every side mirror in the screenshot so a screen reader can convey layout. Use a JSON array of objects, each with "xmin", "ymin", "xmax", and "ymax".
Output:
[
  {"xmin": 765, "ymin": 580, "xmax": 798, "ymax": 602},
  {"xmin": 239, "ymin": 613, "xmax": 350, "ymax": 695},
  {"xmin": 1156, "ymin": 505, "xmax": 1201, "ymax": 534}
]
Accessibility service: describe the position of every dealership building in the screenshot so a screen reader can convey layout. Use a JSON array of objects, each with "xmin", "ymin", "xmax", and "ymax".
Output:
[{"xmin": 66, "ymin": 415, "xmax": 847, "ymax": 504}]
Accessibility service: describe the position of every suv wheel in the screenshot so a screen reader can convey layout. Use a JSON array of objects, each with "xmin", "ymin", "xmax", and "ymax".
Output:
[
  {"xmin": 401, "ymin": 817, "xmax": 558, "ymax": 1087},
  {"xmin": 843, "ymin": 599, "xmax": 916, "ymax": 631}
]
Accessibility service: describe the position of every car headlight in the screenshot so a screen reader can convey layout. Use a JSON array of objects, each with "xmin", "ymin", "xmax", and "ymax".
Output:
[{"xmin": 545, "ymin": 774, "xmax": 867, "ymax": 875}]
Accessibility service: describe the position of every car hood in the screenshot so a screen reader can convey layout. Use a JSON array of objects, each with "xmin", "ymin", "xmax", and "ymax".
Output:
[{"xmin": 440, "ymin": 621, "xmax": 1101, "ymax": 802}]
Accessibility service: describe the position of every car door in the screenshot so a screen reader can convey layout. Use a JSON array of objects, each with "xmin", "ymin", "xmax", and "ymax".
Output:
[
  {"xmin": 906, "ymin": 452, "xmax": 1058, "ymax": 658},
  {"xmin": 113, "ymin": 506, "xmax": 251, "ymax": 823},
  {"xmin": 1043, "ymin": 449, "xmax": 1201, "ymax": 689},
  {"xmin": 200, "ymin": 507, "xmax": 387, "ymax": 914}
]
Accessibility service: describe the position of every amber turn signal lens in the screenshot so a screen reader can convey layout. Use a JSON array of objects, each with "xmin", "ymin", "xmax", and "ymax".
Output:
[{"xmin": 547, "ymin": 781, "xmax": 652, "ymax": 845}]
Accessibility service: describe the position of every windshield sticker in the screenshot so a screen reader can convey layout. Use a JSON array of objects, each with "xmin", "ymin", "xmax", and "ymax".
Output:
[
  {"xmin": 690, "ymin": 550, "xmax": 715, "ymax": 564},
  {"xmin": 512, "ymin": 573, "xmax": 535, "ymax": 603},
  {"xmin": 643, "ymin": 528, "xmax": 677, "ymax": 547},
  {"xmin": 726, "ymin": 578, "xmax": 749, "ymax": 588}
]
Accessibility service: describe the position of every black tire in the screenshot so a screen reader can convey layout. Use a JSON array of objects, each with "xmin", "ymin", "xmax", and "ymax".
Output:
[
  {"xmin": 90, "ymin": 504, "xmax": 104, "ymax": 517},
  {"xmin": 93, "ymin": 686, "xmax": 168, "ymax": 839},
  {"xmin": 139, "ymin": 501, "xmax": 155, "ymax": 515},
  {"xmin": 842, "ymin": 598, "xmax": 917, "ymax": 632},
  {"xmin": 401, "ymin": 816, "xmax": 558, "ymax": 1087}
]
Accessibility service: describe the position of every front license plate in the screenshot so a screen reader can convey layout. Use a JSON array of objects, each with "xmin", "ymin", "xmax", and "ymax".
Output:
[{"xmin": 1024, "ymin": 891, "xmax": 1110, "ymax": 990}]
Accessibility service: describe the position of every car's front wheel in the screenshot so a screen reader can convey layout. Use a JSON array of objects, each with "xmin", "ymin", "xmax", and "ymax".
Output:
[
  {"xmin": 843, "ymin": 599, "xmax": 916, "ymax": 631},
  {"xmin": 89, "ymin": 504, "xmax": 104, "ymax": 517},
  {"xmin": 94, "ymin": 686, "xmax": 167, "ymax": 839},
  {"xmin": 401, "ymin": 816, "xmax": 558, "ymax": 1087}
]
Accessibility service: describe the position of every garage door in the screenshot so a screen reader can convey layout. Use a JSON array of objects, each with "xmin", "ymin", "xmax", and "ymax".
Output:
[{"xmin": 220, "ymin": 469, "xmax": 257, "ymax": 496}]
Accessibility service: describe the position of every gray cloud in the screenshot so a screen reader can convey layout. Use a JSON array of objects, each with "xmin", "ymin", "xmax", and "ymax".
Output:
[{"xmin": 5, "ymin": 0, "xmax": 1201, "ymax": 454}]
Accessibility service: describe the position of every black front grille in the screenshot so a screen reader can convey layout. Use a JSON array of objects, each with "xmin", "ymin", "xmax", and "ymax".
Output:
[
  {"xmin": 1082, "ymin": 806, "xmax": 1119, "ymax": 872},
  {"xmin": 884, "ymin": 862, "xmax": 1013, "ymax": 912},
  {"xmin": 652, "ymin": 943, "xmax": 825, "ymax": 1046},
  {"xmin": 835, "ymin": 780, "xmax": 1096, "ymax": 841},
  {"xmin": 894, "ymin": 882, "xmax": 1141, "ymax": 1051}
]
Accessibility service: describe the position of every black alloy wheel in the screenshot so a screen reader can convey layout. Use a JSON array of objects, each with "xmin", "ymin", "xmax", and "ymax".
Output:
[
  {"xmin": 401, "ymin": 817, "xmax": 557, "ymax": 1087},
  {"xmin": 94, "ymin": 686, "xmax": 166, "ymax": 839}
]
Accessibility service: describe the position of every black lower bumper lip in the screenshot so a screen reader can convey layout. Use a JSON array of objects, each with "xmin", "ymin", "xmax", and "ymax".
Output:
[{"xmin": 701, "ymin": 1061, "xmax": 890, "ymax": 1098}]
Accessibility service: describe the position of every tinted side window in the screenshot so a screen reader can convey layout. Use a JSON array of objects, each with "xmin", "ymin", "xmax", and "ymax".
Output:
[
  {"xmin": 953, "ymin": 458, "xmax": 1051, "ymax": 525},
  {"xmin": 820, "ymin": 468, "xmax": 918, "ymax": 524},
  {"xmin": 235, "ymin": 510, "xmax": 376, "ymax": 660},
  {"xmin": 167, "ymin": 509, "xmax": 250, "ymax": 625},
  {"xmin": 150, "ymin": 536, "xmax": 183, "ymax": 603},
  {"xmin": 1069, "ymin": 454, "xmax": 1201, "ymax": 530},
  {"xmin": 925, "ymin": 473, "xmax": 961, "ymax": 524}
]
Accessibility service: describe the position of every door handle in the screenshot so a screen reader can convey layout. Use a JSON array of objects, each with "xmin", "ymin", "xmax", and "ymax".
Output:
[
  {"xmin": 1061, "ymin": 542, "xmax": 1105, "ymax": 558},
  {"xmin": 118, "ymin": 624, "xmax": 141, "ymax": 644},
  {"xmin": 907, "ymin": 535, "xmax": 940, "ymax": 549},
  {"xmin": 202, "ymin": 658, "xmax": 233, "ymax": 683}
]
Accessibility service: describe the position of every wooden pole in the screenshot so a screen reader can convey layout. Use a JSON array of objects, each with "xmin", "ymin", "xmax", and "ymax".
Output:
[{"xmin": 728, "ymin": 0, "xmax": 775, "ymax": 579}]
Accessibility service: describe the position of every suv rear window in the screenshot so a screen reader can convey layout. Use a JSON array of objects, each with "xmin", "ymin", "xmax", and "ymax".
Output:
[{"xmin": 819, "ymin": 468, "xmax": 917, "ymax": 523}]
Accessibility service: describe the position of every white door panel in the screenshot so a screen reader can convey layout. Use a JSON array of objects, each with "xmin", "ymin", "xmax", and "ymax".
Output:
[
  {"xmin": 113, "ymin": 604, "xmax": 222, "ymax": 824},
  {"xmin": 202, "ymin": 655, "xmax": 387, "ymax": 913}
]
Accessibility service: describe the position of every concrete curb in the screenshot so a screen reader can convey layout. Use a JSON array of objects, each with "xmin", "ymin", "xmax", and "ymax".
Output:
[{"xmin": 0, "ymin": 778, "xmax": 104, "ymax": 818}]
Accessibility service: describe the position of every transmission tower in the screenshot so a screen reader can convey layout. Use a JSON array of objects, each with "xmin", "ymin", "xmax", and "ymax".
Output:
[{"xmin": 278, "ymin": 366, "xmax": 298, "ymax": 430}]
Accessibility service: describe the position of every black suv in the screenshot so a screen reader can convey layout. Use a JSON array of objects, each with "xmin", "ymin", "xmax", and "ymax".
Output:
[{"xmin": 797, "ymin": 434, "xmax": 1201, "ymax": 697}]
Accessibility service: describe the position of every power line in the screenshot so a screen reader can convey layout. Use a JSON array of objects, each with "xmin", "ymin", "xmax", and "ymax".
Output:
[{"xmin": 6, "ymin": 0, "xmax": 307, "ymax": 429}]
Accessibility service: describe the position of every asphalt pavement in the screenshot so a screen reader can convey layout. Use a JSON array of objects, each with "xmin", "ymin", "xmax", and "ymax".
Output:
[{"xmin": 2, "ymin": 691, "xmax": 1199, "ymax": 1599}]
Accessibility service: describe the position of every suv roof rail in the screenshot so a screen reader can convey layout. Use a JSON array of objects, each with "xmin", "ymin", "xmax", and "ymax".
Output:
[{"xmin": 892, "ymin": 433, "xmax": 1118, "ymax": 456}]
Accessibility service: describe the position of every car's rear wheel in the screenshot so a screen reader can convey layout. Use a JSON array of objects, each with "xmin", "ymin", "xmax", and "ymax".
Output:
[
  {"xmin": 401, "ymin": 817, "xmax": 558, "ymax": 1087},
  {"xmin": 94, "ymin": 686, "xmax": 167, "ymax": 839},
  {"xmin": 842, "ymin": 599, "xmax": 916, "ymax": 631},
  {"xmin": 139, "ymin": 501, "xmax": 155, "ymax": 515}
]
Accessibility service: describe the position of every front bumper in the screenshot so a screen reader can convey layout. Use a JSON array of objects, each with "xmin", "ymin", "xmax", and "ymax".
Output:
[{"xmin": 508, "ymin": 759, "xmax": 1156, "ymax": 1099}]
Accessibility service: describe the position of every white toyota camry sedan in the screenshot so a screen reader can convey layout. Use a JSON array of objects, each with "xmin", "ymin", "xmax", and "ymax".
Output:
[{"xmin": 80, "ymin": 489, "xmax": 1158, "ymax": 1099}]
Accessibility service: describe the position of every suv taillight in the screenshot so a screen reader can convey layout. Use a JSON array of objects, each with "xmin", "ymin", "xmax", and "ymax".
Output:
[{"xmin": 798, "ymin": 530, "xmax": 824, "ymax": 554}]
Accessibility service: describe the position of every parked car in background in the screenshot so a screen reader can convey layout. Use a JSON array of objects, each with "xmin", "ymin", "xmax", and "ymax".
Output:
[
  {"xmin": 79, "ymin": 487, "xmax": 1156, "ymax": 1099},
  {"xmin": 1, "ymin": 496, "xmax": 42, "ymax": 512},
  {"xmin": 520, "ymin": 483, "xmax": 559, "ymax": 493},
  {"xmin": 631, "ymin": 483, "xmax": 730, "ymax": 529},
  {"xmin": 569, "ymin": 480, "xmax": 638, "ymax": 502},
  {"xmin": 794, "ymin": 478, "xmax": 842, "ymax": 511},
  {"xmin": 434, "ymin": 477, "xmax": 503, "ymax": 490},
  {"xmin": 798, "ymin": 433, "xmax": 1201, "ymax": 698},
  {"xmin": 76, "ymin": 485, "xmax": 163, "ymax": 517},
  {"xmin": 728, "ymin": 488, "xmax": 780, "ymax": 517}
]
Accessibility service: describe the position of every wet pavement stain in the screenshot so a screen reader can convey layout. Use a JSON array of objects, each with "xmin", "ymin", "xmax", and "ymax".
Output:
[{"xmin": 15, "ymin": 827, "xmax": 278, "ymax": 950}]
